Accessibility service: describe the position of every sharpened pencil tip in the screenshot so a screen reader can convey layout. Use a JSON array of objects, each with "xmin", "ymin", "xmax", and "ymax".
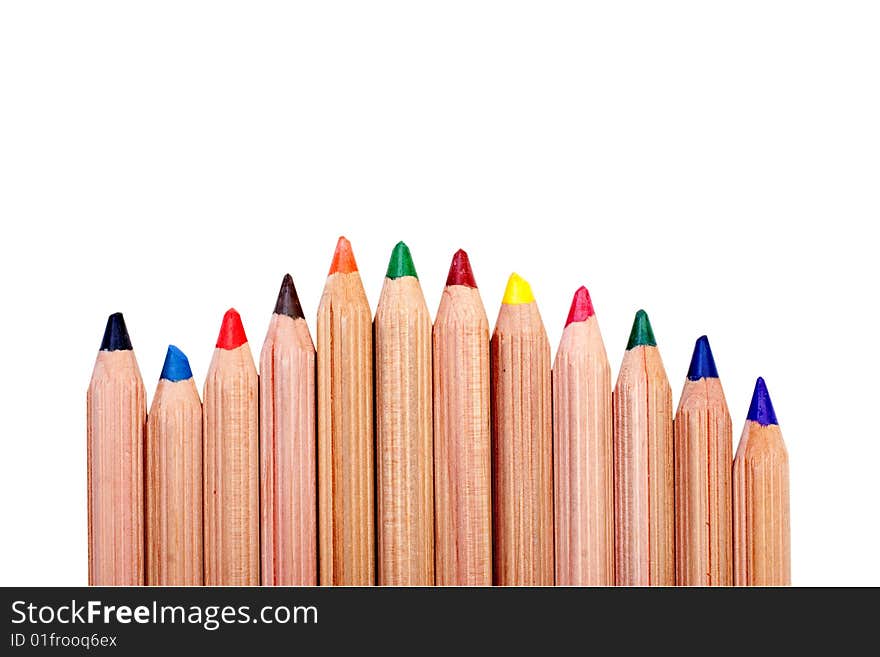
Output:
[
  {"xmin": 329, "ymin": 236, "xmax": 358, "ymax": 275},
  {"xmin": 216, "ymin": 308, "xmax": 248, "ymax": 350},
  {"xmin": 445, "ymin": 249, "xmax": 477, "ymax": 288},
  {"xmin": 386, "ymin": 241, "xmax": 418, "ymax": 279},
  {"xmin": 100, "ymin": 312, "xmax": 133, "ymax": 351},
  {"xmin": 160, "ymin": 345, "xmax": 193, "ymax": 382},
  {"xmin": 747, "ymin": 377, "xmax": 778, "ymax": 426},
  {"xmin": 687, "ymin": 335, "xmax": 719, "ymax": 380},
  {"xmin": 564, "ymin": 286, "xmax": 595, "ymax": 327},
  {"xmin": 626, "ymin": 309, "xmax": 657, "ymax": 350},
  {"xmin": 502, "ymin": 273, "xmax": 535, "ymax": 305},
  {"xmin": 273, "ymin": 273, "xmax": 304, "ymax": 319}
]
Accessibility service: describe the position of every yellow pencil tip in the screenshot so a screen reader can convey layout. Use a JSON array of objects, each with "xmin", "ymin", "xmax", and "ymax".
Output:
[{"xmin": 502, "ymin": 272, "xmax": 535, "ymax": 305}]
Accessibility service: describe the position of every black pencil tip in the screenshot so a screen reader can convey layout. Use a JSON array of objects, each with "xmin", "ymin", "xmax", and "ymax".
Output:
[
  {"xmin": 273, "ymin": 274, "xmax": 304, "ymax": 319},
  {"xmin": 100, "ymin": 312, "xmax": 133, "ymax": 351}
]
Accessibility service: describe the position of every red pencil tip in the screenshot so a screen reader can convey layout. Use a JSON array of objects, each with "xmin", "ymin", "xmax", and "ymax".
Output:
[
  {"xmin": 445, "ymin": 249, "xmax": 477, "ymax": 288},
  {"xmin": 216, "ymin": 308, "xmax": 248, "ymax": 349},
  {"xmin": 329, "ymin": 236, "xmax": 358, "ymax": 275},
  {"xmin": 564, "ymin": 286, "xmax": 595, "ymax": 327}
]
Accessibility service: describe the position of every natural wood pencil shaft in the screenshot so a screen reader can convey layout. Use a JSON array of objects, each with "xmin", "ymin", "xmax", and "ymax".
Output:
[
  {"xmin": 733, "ymin": 424, "xmax": 790, "ymax": 585},
  {"xmin": 375, "ymin": 276, "xmax": 434, "ymax": 585},
  {"xmin": 260, "ymin": 315, "xmax": 317, "ymax": 586},
  {"xmin": 674, "ymin": 378, "xmax": 732, "ymax": 586},
  {"xmin": 552, "ymin": 318, "xmax": 613, "ymax": 585},
  {"xmin": 317, "ymin": 272, "xmax": 375, "ymax": 585},
  {"xmin": 203, "ymin": 345, "xmax": 259, "ymax": 585},
  {"xmin": 613, "ymin": 346, "xmax": 674, "ymax": 585},
  {"xmin": 491, "ymin": 303, "xmax": 553, "ymax": 586},
  {"xmin": 146, "ymin": 378, "xmax": 203, "ymax": 585},
  {"xmin": 87, "ymin": 350, "xmax": 146, "ymax": 585},
  {"xmin": 433, "ymin": 285, "xmax": 492, "ymax": 586}
]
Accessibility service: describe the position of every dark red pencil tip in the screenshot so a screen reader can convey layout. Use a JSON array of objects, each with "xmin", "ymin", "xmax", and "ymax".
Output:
[
  {"xmin": 564, "ymin": 286, "xmax": 595, "ymax": 327},
  {"xmin": 329, "ymin": 236, "xmax": 358, "ymax": 275},
  {"xmin": 216, "ymin": 308, "xmax": 248, "ymax": 349},
  {"xmin": 445, "ymin": 249, "xmax": 477, "ymax": 288}
]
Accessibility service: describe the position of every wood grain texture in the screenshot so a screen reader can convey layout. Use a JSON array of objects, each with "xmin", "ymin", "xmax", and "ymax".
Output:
[
  {"xmin": 733, "ymin": 422, "xmax": 790, "ymax": 585},
  {"xmin": 260, "ymin": 314, "xmax": 317, "ymax": 586},
  {"xmin": 552, "ymin": 316, "xmax": 613, "ymax": 585},
  {"xmin": 203, "ymin": 343, "xmax": 259, "ymax": 585},
  {"xmin": 87, "ymin": 350, "xmax": 146, "ymax": 585},
  {"xmin": 433, "ymin": 285, "xmax": 492, "ymax": 586},
  {"xmin": 674, "ymin": 377, "xmax": 732, "ymax": 586},
  {"xmin": 375, "ymin": 276, "xmax": 434, "ymax": 585},
  {"xmin": 146, "ymin": 378, "xmax": 203, "ymax": 585},
  {"xmin": 317, "ymin": 271, "xmax": 375, "ymax": 585},
  {"xmin": 612, "ymin": 345, "xmax": 674, "ymax": 585},
  {"xmin": 491, "ymin": 302, "xmax": 553, "ymax": 585}
]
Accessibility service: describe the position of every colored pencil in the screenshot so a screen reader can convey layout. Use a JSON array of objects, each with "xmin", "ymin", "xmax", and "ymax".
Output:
[
  {"xmin": 490, "ymin": 273, "xmax": 553, "ymax": 586},
  {"xmin": 87, "ymin": 313, "xmax": 146, "ymax": 585},
  {"xmin": 146, "ymin": 345, "xmax": 203, "ymax": 585},
  {"xmin": 433, "ymin": 249, "xmax": 492, "ymax": 586},
  {"xmin": 317, "ymin": 236, "xmax": 375, "ymax": 585},
  {"xmin": 259, "ymin": 275, "xmax": 317, "ymax": 586},
  {"xmin": 612, "ymin": 310, "xmax": 674, "ymax": 586},
  {"xmin": 552, "ymin": 287, "xmax": 613, "ymax": 586},
  {"xmin": 734, "ymin": 377, "xmax": 790, "ymax": 585},
  {"xmin": 374, "ymin": 242, "xmax": 435, "ymax": 585},
  {"xmin": 203, "ymin": 309, "xmax": 259, "ymax": 585},
  {"xmin": 674, "ymin": 336, "xmax": 732, "ymax": 586}
]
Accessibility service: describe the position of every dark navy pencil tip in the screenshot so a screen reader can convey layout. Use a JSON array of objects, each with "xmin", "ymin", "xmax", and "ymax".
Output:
[
  {"xmin": 747, "ymin": 377, "xmax": 778, "ymax": 426},
  {"xmin": 687, "ymin": 335, "xmax": 719, "ymax": 381},
  {"xmin": 160, "ymin": 345, "xmax": 193, "ymax": 382},
  {"xmin": 100, "ymin": 312, "xmax": 133, "ymax": 351},
  {"xmin": 273, "ymin": 273, "xmax": 304, "ymax": 319}
]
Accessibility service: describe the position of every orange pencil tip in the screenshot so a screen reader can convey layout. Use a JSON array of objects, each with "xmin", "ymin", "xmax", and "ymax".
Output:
[{"xmin": 329, "ymin": 236, "xmax": 358, "ymax": 275}]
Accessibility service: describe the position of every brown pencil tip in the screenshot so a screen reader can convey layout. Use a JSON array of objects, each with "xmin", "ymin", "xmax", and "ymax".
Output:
[
  {"xmin": 273, "ymin": 273, "xmax": 304, "ymax": 319},
  {"xmin": 329, "ymin": 236, "xmax": 358, "ymax": 275}
]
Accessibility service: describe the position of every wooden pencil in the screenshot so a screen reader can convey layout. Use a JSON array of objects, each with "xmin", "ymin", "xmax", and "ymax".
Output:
[
  {"xmin": 87, "ymin": 312, "xmax": 145, "ymax": 585},
  {"xmin": 374, "ymin": 242, "xmax": 434, "ymax": 585},
  {"xmin": 317, "ymin": 236, "xmax": 375, "ymax": 585},
  {"xmin": 259, "ymin": 275, "xmax": 317, "ymax": 586},
  {"xmin": 491, "ymin": 273, "xmax": 553, "ymax": 586},
  {"xmin": 203, "ymin": 308, "xmax": 259, "ymax": 585},
  {"xmin": 146, "ymin": 345, "xmax": 203, "ymax": 585},
  {"xmin": 734, "ymin": 377, "xmax": 790, "ymax": 585},
  {"xmin": 433, "ymin": 249, "xmax": 492, "ymax": 586},
  {"xmin": 612, "ymin": 310, "xmax": 674, "ymax": 586},
  {"xmin": 552, "ymin": 287, "xmax": 613, "ymax": 586},
  {"xmin": 674, "ymin": 336, "xmax": 732, "ymax": 586}
]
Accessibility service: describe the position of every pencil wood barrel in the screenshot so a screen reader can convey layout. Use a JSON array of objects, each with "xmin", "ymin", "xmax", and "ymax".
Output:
[
  {"xmin": 87, "ymin": 313, "xmax": 146, "ymax": 586},
  {"xmin": 613, "ymin": 310, "xmax": 674, "ymax": 586},
  {"xmin": 674, "ymin": 337, "xmax": 732, "ymax": 586},
  {"xmin": 203, "ymin": 309, "xmax": 260, "ymax": 585},
  {"xmin": 552, "ymin": 288, "xmax": 613, "ymax": 586},
  {"xmin": 433, "ymin": 250, "xmax": 492, "ymax": 586},
  {"xmin": 317, "ymin": 237, "xmax": 375, "ymax": 585},
  {"xmin": 260, "ymin": 275, "xmax": 317, "ymax": 586},
  {"xmin": 491, "ymin": 274, "xmax": 553, "ymax": 586},
  {"xmin": 734, "ymin": 378, "xmax": 790, "ymax": 585},
  {"xmin": 146, "ymin": 346, "xmax": 203, "ymax": 585},
  {"xmin": 375, "ymin": 243, "xmax": 434, "ymax": 585}
]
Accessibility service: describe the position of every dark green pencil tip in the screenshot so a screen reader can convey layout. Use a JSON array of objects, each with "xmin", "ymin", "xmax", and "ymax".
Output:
[
  {"xmin": 386, "ymin": 241, "xmax": 418, "ymax": 279},
  {"xmin": 626, "ymin": 309, "xmax": 657, "ymax": 350}
]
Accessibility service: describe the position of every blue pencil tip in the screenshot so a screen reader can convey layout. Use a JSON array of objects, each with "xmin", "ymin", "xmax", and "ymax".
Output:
[
  {"xmin": 160, "ymin": 345, "xmax": 193, "ymax": 382},
  {"xmin": 687, "ymin": 335, "xmax": 719, "ymax": 381},
  {"xmin": 100, "ymin": 312, "xmax": 132, "ymax": 351},
  {"xmin": 747, "ymin": 377, "xmax": 778, "ymax": 426}
]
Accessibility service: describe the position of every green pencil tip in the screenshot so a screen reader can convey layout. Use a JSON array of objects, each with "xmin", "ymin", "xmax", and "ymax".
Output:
[
  {"xmin": 626, "ymin": 309, "xmax": 657, "ymax": 350},
  {"xmin": 386, "ymin": 241, "xmax": 418, "ymax": 279}
]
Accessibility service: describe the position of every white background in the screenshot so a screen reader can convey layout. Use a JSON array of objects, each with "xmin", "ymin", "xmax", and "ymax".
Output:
[{"xmin": 1, "ymin": 2, "xmax": 877, "ymax": 586}]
